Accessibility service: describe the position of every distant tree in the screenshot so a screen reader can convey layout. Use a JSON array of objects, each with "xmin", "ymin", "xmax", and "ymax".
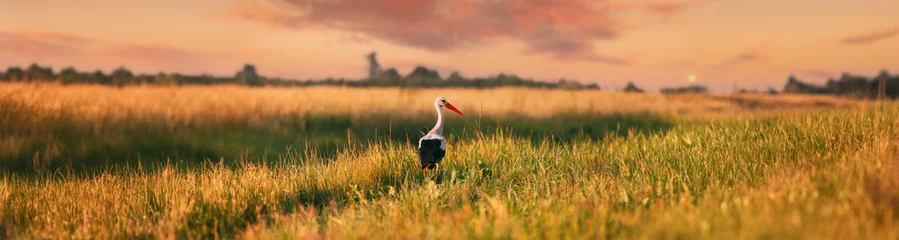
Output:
[
  {"xmin": 409, "ymin": 66, "xmax": 440, "ymax": 79},
  {"xmin": 784, "ymin": 74, "xmax": 828, "ymax": 94},
  {"xmin": 445, "ymin": 71, "xmax": 465, "ymax": 86},
  {"xmin": 5, "ymin": 67, "xmax": 24, "ymax": 82},
  {"xmin": 235, "ymin": 64, "xmax": 263, "ymax": 86},
  {"xmin": 495, "ymin": 74, "xmax": 509, "ymax": 87},
  {"xmin": 59, "ymin": 67, "xmax": 80, "ymax": 85},
  {"xmin": 88, "ymin": 70, "xmax": 111, "ymax": 85},
  {"xmin": 585, "ymin": 83, "xmax": 600, "ymax": 90},
  {"xmin": 25, "ymin": 63, "xmax": 54, "ymax": 81},
  {"xmin": 170, "ymin": 73, "xmax": 186, "ymax": 85},
  {"xmin": 153, "ymin": 72, "xmax": 174, "ymax": 85},
  {"xmin": 623, "ymin": 82, "xmax": 644, "ymax": 93},
  {"xmin": 135, "ymin": 74, "xmax": 154, "ymax": 85},
  {"xmin": 376, "ymin": 68, "xmax": 401, "ymax": 86},
  {"xmin": 783, "ymin": 75, "xmax": 803, "ymax": 93},
  {"xmin": 470, "ymin": 77, "xmax": 487, "ymax": 88},
  {"xmin": 404, "ymin": 66, "xmax": 441, "ymax": 87},
  {"xmin": 111, "ymin": 67, "xmax": 135, "ymax": 87},
  {"xmin": 786, "ymin": 74, "xmax": 814, "ymax": 93}
]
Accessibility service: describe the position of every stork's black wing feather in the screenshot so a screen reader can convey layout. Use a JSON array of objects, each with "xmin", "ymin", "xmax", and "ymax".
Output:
[{"xmin": 418, "ymin": 139, "xmax": 445, "ymax": 169}]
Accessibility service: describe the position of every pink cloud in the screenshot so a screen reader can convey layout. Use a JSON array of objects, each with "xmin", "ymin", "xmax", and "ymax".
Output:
[
  {"xmin": 606, "ymin": 0, "xmax": 704, "ymax": 17},
  {"xmin": 709, "ymin": 47, "xmax": 769, "ymax": 70},
  {"xmin": 0, "ymin": 33, "xmax": 75, "ymax": 57},
  {"xmin": 229, "ymin": 0, "xmax": 706, "ymax": 64},
  {"xmin": 0, "ymin": 30, "xmax": 227, "ymax": 74},
  {"xmin": 732, "ymin": 53, "xmax": 762, "ymax": 62},
  {"xmin": 9, "ymin": 30, "xmax": 92, "ymax": 44},
  {"xmin": 842, "ymin": 25, "xmax": 899, "ymax": 45}
]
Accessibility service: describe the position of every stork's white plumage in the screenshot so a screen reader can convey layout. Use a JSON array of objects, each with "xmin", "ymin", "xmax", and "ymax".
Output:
[{"xmin": 418, "ymin": 96, "xmax": 463, "ymax": 181}]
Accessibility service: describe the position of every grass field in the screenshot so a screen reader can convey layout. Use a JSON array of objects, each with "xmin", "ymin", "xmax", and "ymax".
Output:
[{"xmin": 1, "ymin": 82, "xmax": 896, "ymax": 239}]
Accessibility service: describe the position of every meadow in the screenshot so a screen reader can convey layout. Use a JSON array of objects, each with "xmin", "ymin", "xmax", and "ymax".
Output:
[{"xmin": 0, "ymin": 82, "xmax": 896, "ymax": 239}]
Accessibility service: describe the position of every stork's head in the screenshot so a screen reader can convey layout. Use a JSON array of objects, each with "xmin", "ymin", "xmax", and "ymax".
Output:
[{"xmin": 435, "ymin": 96, "xmax": 464, "ymax": 116}]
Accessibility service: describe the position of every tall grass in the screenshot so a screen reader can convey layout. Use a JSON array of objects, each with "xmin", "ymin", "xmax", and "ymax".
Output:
[
  {"xmin": 0, "ymin": 83, "xmax": 861, "ymax": 172},
  {"xmin": 0, "ymin": 83, "xmax": 861, "ymax": 124},
  {"xmin": 0, "ymin": 83, "xmax": 894, "ymax": 239}
]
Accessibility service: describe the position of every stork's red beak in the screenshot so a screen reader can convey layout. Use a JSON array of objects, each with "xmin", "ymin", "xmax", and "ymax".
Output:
[{"xmin": 445, "ymin": 103, "xmax": 464, "ymax": 116}]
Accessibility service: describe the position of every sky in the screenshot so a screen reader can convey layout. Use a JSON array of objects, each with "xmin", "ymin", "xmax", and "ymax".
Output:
[{"xmin": 1, "ymin": 0, "xmax": 897, "ymax": 92}]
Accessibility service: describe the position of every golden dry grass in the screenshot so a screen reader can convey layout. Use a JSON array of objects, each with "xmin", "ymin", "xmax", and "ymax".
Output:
[
  {"xmin": 0, "ymin": 82, "xmax": 895, "ymax": 239},
  {"xmin": 0, "ymin": 82, "xmax": 862, "ymax": 123}
]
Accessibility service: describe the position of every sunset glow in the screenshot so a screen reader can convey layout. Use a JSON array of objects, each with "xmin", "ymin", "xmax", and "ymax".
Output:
[{"xmin": 1, "ymin": 0, "xmax": 897, "ymax": 92}]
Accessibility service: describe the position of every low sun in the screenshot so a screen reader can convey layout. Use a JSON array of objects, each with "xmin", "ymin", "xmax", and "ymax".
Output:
[{"xmin": 688, "ymin": 74, "xmax": 697, "ymax": 83}]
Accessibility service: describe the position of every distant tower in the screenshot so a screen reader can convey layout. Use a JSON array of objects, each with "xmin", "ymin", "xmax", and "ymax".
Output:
[
  {"xmin": 732, "ymin": 81, "xmax": 737, "ymax": 94},
  {"xmin": 367, "ymin": 51, "xmax": 381, "ymax": 80}
]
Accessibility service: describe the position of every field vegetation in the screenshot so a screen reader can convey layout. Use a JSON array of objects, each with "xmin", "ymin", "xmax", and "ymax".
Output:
[{"xmin": 0, "ymin": 82, "xmax": 896, "ymax": 239}]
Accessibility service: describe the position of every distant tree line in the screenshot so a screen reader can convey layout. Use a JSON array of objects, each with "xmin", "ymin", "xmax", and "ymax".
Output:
[
  {"xmin": 0, "ymin": 64, "xmax": 236, "ymax": 87},
  {"xmin": 660, "ymin": 85, "xmax": 709, "ymax": 94},
  {"xmin": 622, "ymin": 82, "xmax": 710, "ymax": 95},
  {"xmin": 0, "ymin": 63, "xmax": 600, "ymax": 90},
  {"xmin": 736, "ymin": 88, "xmax": 779, "ymax": 95},
  {"xmin": 6, "ymin": 63, "xmax": 892, "ymax": 96},
  {"xmin": 783, "ymin": 70, "xmax": 898, "ymax": 99}
]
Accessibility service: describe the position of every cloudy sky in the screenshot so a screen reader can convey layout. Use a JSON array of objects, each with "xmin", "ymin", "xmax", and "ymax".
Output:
[{"xmin": 1, "ymin": 0, "xmax": 897, "ymax": 91}]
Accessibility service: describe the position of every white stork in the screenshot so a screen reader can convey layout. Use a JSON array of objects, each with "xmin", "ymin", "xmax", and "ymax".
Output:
[{"xmin": 418, "ymin": 96, "xmax": 464, "ymax": 181}]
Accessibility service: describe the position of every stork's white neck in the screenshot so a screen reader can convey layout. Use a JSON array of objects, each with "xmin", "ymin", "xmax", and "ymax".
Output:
[{"xmin": 429, "ymin": 103, "xmax": 444, "ymax": 136}]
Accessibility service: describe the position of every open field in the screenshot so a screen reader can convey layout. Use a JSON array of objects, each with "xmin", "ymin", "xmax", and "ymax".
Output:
[
  {"xmin": 0, "ymin": 83, "xmax": 862, "ymax": 171},
  {"xmin": 0, "ymin": 82, "xmax": 897, "ymax": 239}
]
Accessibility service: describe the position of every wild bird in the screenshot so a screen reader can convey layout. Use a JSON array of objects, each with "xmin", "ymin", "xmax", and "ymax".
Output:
[{"xmin": 418, "ymin": 96, "xmax": 464, "ymax": 181}]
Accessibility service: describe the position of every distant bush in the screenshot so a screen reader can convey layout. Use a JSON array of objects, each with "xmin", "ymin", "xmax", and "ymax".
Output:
[
  {"xmin": 111, "ymin": 67, "xmax": 134, "ymax": 87},
  {"xmin": 783, "ymin": 70, "xmax": 898, "ymax": 99},
  {"xmin": 623, "ymin": 82, "xmax": 644, "ymax": 93},
  {"xmin": 25, "ymin": 64, "xmax": 54, "ymax": 81}
]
